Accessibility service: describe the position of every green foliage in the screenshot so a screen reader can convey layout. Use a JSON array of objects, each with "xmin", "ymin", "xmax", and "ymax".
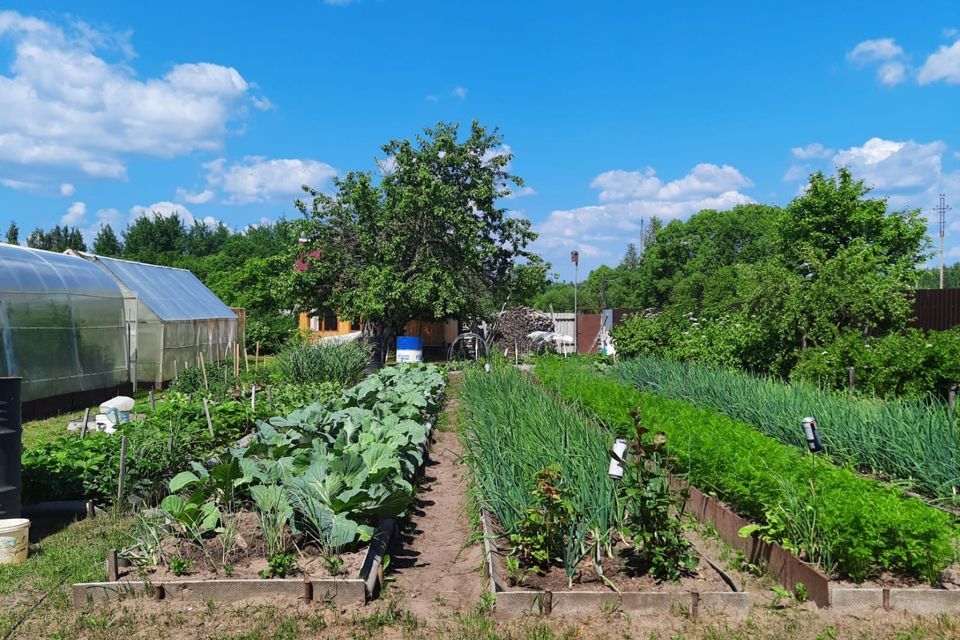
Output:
[
  {"xmin": 92, "ymin": 224, "xmax": 123, "ymax": 256},
  {"xmin": 153, "ymin": 364, "xmax": 445, "ymax": 569},
  {"xmin": 292, "ymin": 121, "xmax": 537, "ymax": 338},
  {"xmin": 535, "ymin": 356, "xmax": 959, "ymax": 583},
  {"xmin": 459, "ymin": 365, "xmax": 616, "ymax": 585},
  {"xmin": 509, "ymin": 465, "xmax": 574, "ymax": 573},
  {"xmin": 27, "ymin": 224, "xmax": 86, "ymax": 252},
  {"xmin": 5, "ymin": 220, "xmax": 19, "ymax": 245},
  {"xmin": 618, "ymin": 411, "xmax": 697, "ymax": 582},
  {"xmin": 792, "ymin": 327, "xmax": 960, "ymax": 399},
  {"xmin": 21, "ymin": 397, "xmax": 253, "ymax": 504},
  {"xmin": 260, "ymin": 553, "xmax": 298, "ymax": 579},
  {"xmin": 274, "ymin": 340, "xmax": 371, "ymax": 386},
  {"xmin": 616, "ymin": 355, "xmax": 960, "ymax": 500},
  {"xmin": 610, "ymin": 170, "xmax": 932, "ymax": 393}
]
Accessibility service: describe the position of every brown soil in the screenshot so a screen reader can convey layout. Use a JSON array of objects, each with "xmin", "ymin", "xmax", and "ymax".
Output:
[
  {"xmin": 121, "ymin": 510, "xmax": 368, "ymax": 582},
  {"xmin": 388, "ymin": 381, "xmax": 486, "ymax": 616},
  {"xmin": 491, "ymin": 529, "xmax": 736, "ymax": 594}
]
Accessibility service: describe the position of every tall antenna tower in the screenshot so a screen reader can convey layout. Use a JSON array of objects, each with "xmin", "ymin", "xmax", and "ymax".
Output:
[{"xmin": 935, "ymin": 193, "xmax": 951, "ymax": 289}]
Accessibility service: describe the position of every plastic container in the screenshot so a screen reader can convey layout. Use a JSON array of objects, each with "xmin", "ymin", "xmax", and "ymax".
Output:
[
  {"xmin": 99, "ymin": 396, "xmax": 135, "ymax": 426},
  {"xmin": 0, "ymin": 518, "xmax": 29, "ymax": 564},
  {"xmin": 396, "ymin": 336, "xmax": 423, "ymax": 363}
]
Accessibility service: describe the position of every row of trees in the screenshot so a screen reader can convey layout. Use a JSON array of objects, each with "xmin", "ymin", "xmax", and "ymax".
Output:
[{"xmin": 607, "ymin": 168, "xmax": 956, "ymax": 397}]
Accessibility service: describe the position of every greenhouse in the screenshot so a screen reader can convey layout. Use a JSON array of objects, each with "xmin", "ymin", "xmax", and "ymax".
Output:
[
  {"xmin": 69, "ymin": 252, "xmax": 239, "ymax": 388},
  {"xmin": 0, "ymin": 245, "xmax": 128, "ymax": 404}
]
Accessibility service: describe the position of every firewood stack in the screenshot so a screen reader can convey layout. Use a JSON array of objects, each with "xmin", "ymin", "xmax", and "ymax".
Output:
[{"xmin": 491, "ymin": 307, "xmax": 555, "ymax": 354}]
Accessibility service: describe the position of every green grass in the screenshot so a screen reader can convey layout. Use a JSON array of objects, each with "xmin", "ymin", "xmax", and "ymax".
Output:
[
  {"xmin": 0, "ymin": 512, "xmax": 132, "ymax": 637},
  {"xmin": 535, "ymin": 356, "xmax": 959, "ymax": 583},
  {"xmin": 20, "ymin": 407, "xmax": 101, "ymax": 449}
]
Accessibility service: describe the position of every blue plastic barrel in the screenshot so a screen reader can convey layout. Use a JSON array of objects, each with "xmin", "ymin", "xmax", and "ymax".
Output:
[{"xmin": 396, "ymin": 336, "xmax": 423, "ymax": 363}]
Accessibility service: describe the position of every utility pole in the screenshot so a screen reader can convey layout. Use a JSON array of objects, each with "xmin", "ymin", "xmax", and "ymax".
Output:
[
  {"xmin": 571, "ymin": 250, "xmax": 579, "ymax": 355},
  {"xmin": 935, "ymin": 193, "xmax": 951, "ymax": 289}
]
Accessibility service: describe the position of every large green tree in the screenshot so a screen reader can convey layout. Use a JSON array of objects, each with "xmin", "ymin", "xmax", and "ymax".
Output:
[
  {"xmin": 5, "ymin": 221, "xmax": 19, "ymax": 245},
  {"xmin": 93, "ymin": 224, "xmax": 123, "ymax": 256},
  {"xmin": 293, "ymin": 121, "xmax": 537, "ymax": 341}
]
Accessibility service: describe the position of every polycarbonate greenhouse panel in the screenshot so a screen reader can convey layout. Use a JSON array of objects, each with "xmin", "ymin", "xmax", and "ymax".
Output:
[
  {"xmin": 0, "ymin": 245, "xmax": 128, "ymax": 401},
  {"xmin": 90, "ymin": 255, "xmax": 237, "ymax": 321}
]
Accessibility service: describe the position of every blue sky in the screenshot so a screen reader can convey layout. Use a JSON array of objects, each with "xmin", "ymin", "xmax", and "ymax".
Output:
[{"xmin": 0, "ymin": 0, "xmax": 958, "ymax": 275}]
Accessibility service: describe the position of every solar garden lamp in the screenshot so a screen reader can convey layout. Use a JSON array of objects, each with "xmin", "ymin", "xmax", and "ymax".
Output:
[
  {"xmin": 608, "ymin": 438, "xmax": 628, "ymax": 480},
  {"xmin": 802, "ymin": 417, "xmax": 823, "ymax": 453}
]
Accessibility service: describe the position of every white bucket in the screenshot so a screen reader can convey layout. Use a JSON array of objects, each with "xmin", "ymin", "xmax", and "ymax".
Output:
[{"xmin": 0, "ymin": 518, "xmax": 30, "ymax": 565}]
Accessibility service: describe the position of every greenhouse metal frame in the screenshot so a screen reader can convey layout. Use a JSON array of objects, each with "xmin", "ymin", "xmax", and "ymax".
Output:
[
  {"xmin": 0, "ymin": 245, "xmax": 129, "ymax": 403},
  {"xmin": 69, "ymin": 252, "xmax": 239, "ymax": 389}
]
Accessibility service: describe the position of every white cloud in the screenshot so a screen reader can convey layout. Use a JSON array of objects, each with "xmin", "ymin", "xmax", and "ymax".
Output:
[
  {"xmin": 591, "ymin": 168, "xmax": 660, "ymax": 202},
  {"xmin": 533, "ymin": 162, "xmax": 755, "ymax": 269},
  {"xmin": 783, "ymin": 164, "xmax": 809, "ymax": 182},
  {"xmin": 60, "ymin": 201, "xmax": 86, "ymax": 225},
  {"xmin": 424, "ymin": 95, "xmax": 438, "ymax": 102},
  {"xmin": 504, "ymin": 185, "xmax": 538, "ymax": 200},
  {"xmin": 0, "ymin": 177, "xmax": 38, "ymax": 191},
  {"xmin": 918, "ymin": 40, "xmax": 960, "ymax": 85},
  {"xmin": 846, "ymin": 38, "xmax": 908, "ymax": 86},
  {"xmin": 877, "ymin": 61, "xmax": 907, "ymax": 86},
  {"xmin": 175, "ymin": 187, "xmax": 215, "ymax": 204},
  {"xmin": 452, "ymin": 86, "xmax": 468, "ymax": 99},
  {"xmin": 250, "ymin": 95, "xmax": 274, "ymax": 111},
  {"xmin": 847, "ymin": 38, "xmax": 904, "ymax": 63},
  {"xmin": 833, "ymin": 137, "xmax": 945, "ymax": 190},
  {"xmin": 59, "ymin": 182, "xmax": 75, "ymax": 196},
  {"xmin": 791, "ymin": 143, "xmax": 834, "ymax": 160},
  {"xmin": 0, "ymin": 10, "xmax": 260, "ymax": 187},
  {"xmin": 324, "ymin": 0, "xmax": 359, "ymax": 4},
  {"xmin": 197, "ymin": 156, "xmax": 338, "ymax": 204},
  {"xmin": 589, "ymin": 164, "xmax": 751, "ymax": 204}
]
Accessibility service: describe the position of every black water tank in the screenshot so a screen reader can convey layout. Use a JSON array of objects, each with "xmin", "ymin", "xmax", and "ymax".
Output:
[{"xmin": 0, "ymin": 377, "xmax": 22, "ymax": 518}]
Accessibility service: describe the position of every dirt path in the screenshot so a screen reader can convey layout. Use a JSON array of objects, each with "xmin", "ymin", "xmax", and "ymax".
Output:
[{"xmin": 388, "ymin": 386, "xmax": 485, "ymax": 617}]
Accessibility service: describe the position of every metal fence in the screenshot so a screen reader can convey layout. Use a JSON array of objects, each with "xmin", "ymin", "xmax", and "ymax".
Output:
[{"xmin": 913, "ymin": 289, "xmax": 960, "ymax": 332}]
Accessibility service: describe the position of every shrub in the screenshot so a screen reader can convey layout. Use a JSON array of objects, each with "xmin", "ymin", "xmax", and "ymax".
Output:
[{"xmin": 535, "ymin": 356, "xmax": 959, "ymax": 583}]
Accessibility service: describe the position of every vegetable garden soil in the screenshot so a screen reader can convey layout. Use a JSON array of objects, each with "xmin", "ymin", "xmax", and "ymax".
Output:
[
  {"xmin": 387, "ymin": 378, "xmax": 486, "ymax": 616},
  {"xmin": 127, "ymin": 511, "xmax": 367, "ymax": 582},
  {"xmin": 490, "ymin": 528, "xmax": 737, "ymax": 594}
]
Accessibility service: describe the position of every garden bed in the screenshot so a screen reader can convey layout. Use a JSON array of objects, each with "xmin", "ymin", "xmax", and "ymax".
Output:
[
  {"xmin": 480, "ymin": 510, "xmax": 752, "ymax": 617},
  {"xmin": 72, "ymin": 364, "xmax": 445, "ymax": 608}
]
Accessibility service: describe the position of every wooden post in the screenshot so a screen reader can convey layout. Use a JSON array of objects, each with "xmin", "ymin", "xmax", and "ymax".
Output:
[
  {"xmin": 255, "ymin": 342, "xmax": 260, "ymax": 372},
  {"xmin": 202, "ymin": 398, "xmax": 214, "ymax": 438},
  {"xmin": 80, "ymin": 408, "xmax": 90, "ymax": 439},
  {"xmin": 107, "ymin": 549, "xmax": 119, "ymax": 582},
  {"xmin": 514, "ymin": 339, "xmax": 518, "ymax": 365},
  {"xmin": 86, "ymin": 499, "xmax": 95, "ymax": 519},
  {"xmin": 117, "ymin": 436, "xmax": 129, "ymax": 504},
  {"xmin": 251, "ymin": 385, "xmax": 256, "ymax": 412},
  {"xmin": 199, "ymin": 352, "xmax": 209, "ymax": 394},
  {"xmin": 149, "ymin": 390, "xmax": 156, "ymax": 411},
  {"xmin": 950, "ymin": 383, "xmax": 957, "ymax": 412},
  {"xmin": 848, "ymin": 366, "xmax": 855, "ymax": 394},
  {"xmin": 173, "ymin": 359, "xmax": 178, "ymax": 381},
  {"xmin": 244, "ymin": 347, "xmax": 250, "ymax": 373}
]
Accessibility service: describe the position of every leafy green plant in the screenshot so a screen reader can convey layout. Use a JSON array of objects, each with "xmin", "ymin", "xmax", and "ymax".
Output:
[
  {"xmin": 260, "ymin": 553, "xmax": 298, "ymax": 578},
  {"xmin": 535, "ymin": 356, "xmax": 959, "ymax": 584},
  {"xmin": 618, "ymin": 411, "xmax": 697, "ymax": 582},
  {"xmin": 169, "ymin": 556, "xmax": 192, "ymax": 576},
  {"xmin": 504, "ymin": 556, "xmax": 532, "ymax": 587},
  {"xmin": 509, "ymin": 465, "xmax": 574, "ymax": 573}
]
